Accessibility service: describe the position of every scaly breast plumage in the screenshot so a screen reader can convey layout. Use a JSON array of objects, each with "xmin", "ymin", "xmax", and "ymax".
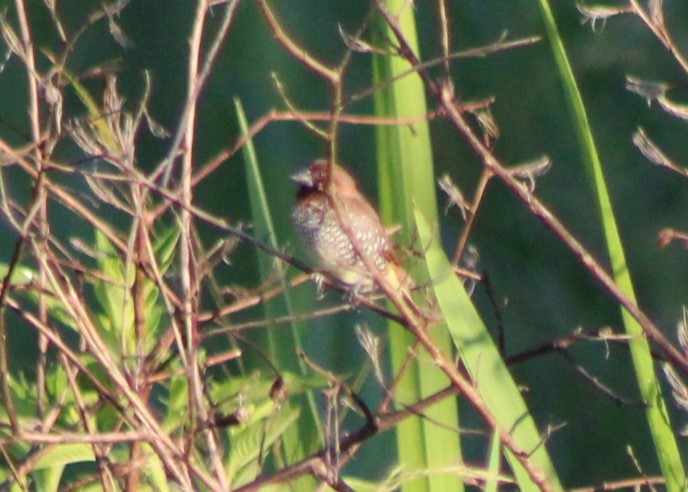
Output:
[{"xmin": 293, "ymin": 194, "xmax": 392, "ymax": 277}]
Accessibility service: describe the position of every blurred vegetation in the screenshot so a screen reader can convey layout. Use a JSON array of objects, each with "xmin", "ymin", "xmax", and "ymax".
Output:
[{"xmin": 0, "ymin": 0, "xmax": 687, "ymax": 490}]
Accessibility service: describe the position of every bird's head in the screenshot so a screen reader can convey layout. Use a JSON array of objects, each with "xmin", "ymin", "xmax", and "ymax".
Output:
[{"xmin": 291, "ymin": 161, "xmax": 358, "ymax": 194}]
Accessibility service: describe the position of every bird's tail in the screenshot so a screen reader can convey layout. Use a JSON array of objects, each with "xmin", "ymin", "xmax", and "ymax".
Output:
[{"xmin": 383, "ymin": 262, "xmax": 425, "ymax": 319}]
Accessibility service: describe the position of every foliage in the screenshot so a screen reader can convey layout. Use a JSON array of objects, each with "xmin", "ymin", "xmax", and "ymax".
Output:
[{"xmin": 0, "ymin": 0, "xmax": 686, "ymax": 491}]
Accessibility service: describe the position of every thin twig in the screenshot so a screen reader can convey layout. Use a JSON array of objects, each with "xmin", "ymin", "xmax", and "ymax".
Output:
[
  {"xmin": 377, "ymin": 0, "xmax": 688, "ymax": 379},
  {"xmin": 452, "ymin": 169, "xmax": 492, "ymax": 265},
  {"xmin": 375, "ymin": 3, "xmax": 555, "ymax": 489},
  {"xmin": 257, "ymin": 0, "xmax": 338, "ymax": 82},
  {"xmin": 629, "ymin": 0, "xmax": 688, "ymax": 77},
  {"xmin": 178, "ymin": 1, "xmax": 236, "ymax": 491}
]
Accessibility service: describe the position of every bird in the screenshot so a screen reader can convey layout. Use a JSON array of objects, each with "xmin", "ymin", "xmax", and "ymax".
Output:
[{"xmin": 291, "ymin": 160, "xmax": 412, "ymax": 297}]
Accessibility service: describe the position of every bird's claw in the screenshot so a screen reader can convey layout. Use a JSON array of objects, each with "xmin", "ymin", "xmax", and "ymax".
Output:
[
  {"xmin": 311, "ymin": 272, "xmax": 328, "ymax": 299},
  {"xmin": 344, "ymin": 284, "xmax": 365, "ymax": 309}
]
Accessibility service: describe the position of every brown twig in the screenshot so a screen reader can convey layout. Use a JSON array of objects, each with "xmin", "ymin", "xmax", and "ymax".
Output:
[
  {"xmin": 451, "ymin": 169, "xmax": 492, "ymax": 265},
  {"xmin": 377, "ymin": 0, "xmax": 688, "ymax": 380},
  {"xmin": 628, "ymin": 0, "xmax": 688, "ymax": 77},
  {"xmin": 176, "ymin": 2, "xmax": 238, "ymax": 491},
  {"xmin": 234, "ymin": 384, "xmax": 470, "ymax": 492}
]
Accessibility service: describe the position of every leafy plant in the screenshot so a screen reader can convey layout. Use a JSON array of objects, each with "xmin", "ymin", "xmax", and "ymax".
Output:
[{"xmin": 0, "ymin": 1, "xmax": 686, "ymax": 491}]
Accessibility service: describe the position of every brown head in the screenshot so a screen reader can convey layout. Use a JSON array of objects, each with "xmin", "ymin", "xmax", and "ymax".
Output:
[
  {"xmin": 291, "ymin": 160, "xmax": 412, "ymax": 295},
  {"xmin": 290, "ymin": 161, "xmax": 359, "ymax": 198}
]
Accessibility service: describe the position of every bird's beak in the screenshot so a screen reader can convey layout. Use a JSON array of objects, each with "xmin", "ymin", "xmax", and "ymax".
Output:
[{"xmin": 290, "ymin": 168, "xmax": 313, "ymax": 187}]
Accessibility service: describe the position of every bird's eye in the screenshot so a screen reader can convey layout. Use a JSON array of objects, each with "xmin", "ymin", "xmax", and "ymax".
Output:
[{"xmin": 313, "ymin": 168, "xmax": 327, "ymax": 184}]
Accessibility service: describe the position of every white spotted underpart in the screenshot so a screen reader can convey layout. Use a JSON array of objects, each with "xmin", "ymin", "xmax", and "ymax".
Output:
[{"xmin": 292, "ymin": 194, "xmax": 393, "ymax": 293}]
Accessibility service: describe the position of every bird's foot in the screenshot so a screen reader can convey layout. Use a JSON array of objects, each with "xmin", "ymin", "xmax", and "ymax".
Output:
[
  {"xmin": 344, "ymin": 284, "xmax": 365, "ymax": 309},
  {"xmin": 312, "ymin": 272, "xmax": 327, "ymax": 300}
]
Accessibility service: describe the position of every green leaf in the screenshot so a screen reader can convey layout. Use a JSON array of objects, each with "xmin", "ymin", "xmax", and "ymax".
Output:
[
  {"xmin": 0, "ymin": 264, "xmax": 34, "ymax": 286},
  {"xmin": 414, "ymin": 209, "xmax": 562, "ymax": 491},
  {"xmin": 141, "ymin": 445, "xmax": 170, "ymax": 492},
  {"xmin": 32, "ymin": 443, "xmax": 95, "ymax": 470},
  {"xmin": 4, "ymin": 264, "xmax": 76, "ymax": 331},
  {"xmin": 485, "ymin": 430, "xmax": 502, "ymax": 492},
  {"xmin": 91, "ymin": 227, "xmax": 176, "ymax": 354},
  {"xmin": 160, "ymin": 373, "xmax": 189, "ymax": 434},
  {"xmin": 235, "ymin": 98, "xmax": 322, "ymax": 485},
  {"xmin": 92, "ymin": 229, "xmax": 134, "ymax": 353},
  {"xmin": 227, "ymin": 403, "xmax": 301, "ymax": 487},
  {"xmin": 373, "ymin": 2, "xmax": 462, "ymax": 491},
  {"xmin": 537, "ymin": 1, "xmax": 686, "ymax": 490},
  {"xmin": 31, "ymin": 467, "xmax": 63, "ymax": 492}
]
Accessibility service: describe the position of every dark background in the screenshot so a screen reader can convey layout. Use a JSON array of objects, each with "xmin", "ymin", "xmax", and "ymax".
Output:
[{"xmin": 2, "ymin": 0, "xmax": 687, "ymax": 488}]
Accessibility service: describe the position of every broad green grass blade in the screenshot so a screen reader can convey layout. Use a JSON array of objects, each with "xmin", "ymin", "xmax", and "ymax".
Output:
[
  {"xmin": 537, "ymin": 1, "xmax": 686, "ymax": 490},
  {"xmin": 32, "ymin": 443, "xmax": 94, "ymax": 470},
  {"xmin": 32, "ymin": 467, "xmax": 65, "ymax": 492},
  {"xmin": 235, "ymin": 99, "xmax": 321, "ymax": 486},
  {"xmin": 373, "ymin": 2, "xmax": 462, "ymax": 491},
  {"xmin": 485, "ymin": 431, "xmax": 502, "ymax": 492},
  {"xmin": 415, "ymin": 209, "xmax": 563, "ymax": 491}
]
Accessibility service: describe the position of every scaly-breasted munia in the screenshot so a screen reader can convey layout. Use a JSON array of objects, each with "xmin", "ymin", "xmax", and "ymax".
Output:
[{"xmin": 291, "ymin": 160, "xmax": 411, "ymax": 295}]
